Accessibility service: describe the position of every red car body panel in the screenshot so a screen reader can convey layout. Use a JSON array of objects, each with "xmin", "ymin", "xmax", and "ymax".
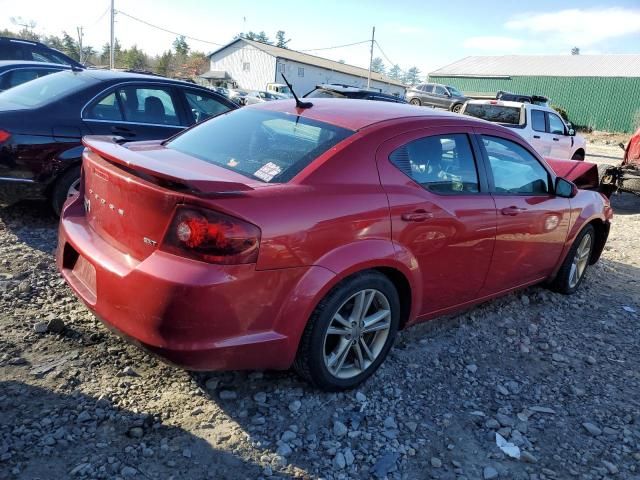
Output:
[
  {"xmin": 57, "ymin": 99, "xmax": 612, "ymax": 371},
  {"xmin": 623, "ymin": 127, "xmax": 640, "ymax": 167}
]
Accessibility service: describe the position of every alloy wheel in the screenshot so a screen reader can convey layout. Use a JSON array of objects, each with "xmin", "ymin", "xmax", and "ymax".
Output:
[
  {"xmin": 568, "ymin": 233, "xmax": 592, "ymax": 288},
  {"xmin": 67, "ymin": 178, "xmax": 81, "ymax": 199},
  {"xmin": 322, "ymin": 289, "xmax": 391, "ymax": 379}
]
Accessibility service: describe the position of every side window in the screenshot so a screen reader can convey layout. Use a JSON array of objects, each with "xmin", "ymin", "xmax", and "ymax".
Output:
[
  {"xmin": 422, "ymin": 84, "xmax": 434, "ymax": 93},
  {"xmin": 32, "ymin": 47, "xmax": 69, "ymax": 65},
  {"xmin": 297, "ymin": 67, "xmax": 304, "ymax": 77},
  {"xmin": 389, "ymin": 134, "xmax": 480, "ymax": 194},
  {"xmin": 85, "ymin": 92, "xmax": 123, "ymax": 121},
  {"xmin": 548, "ymin": 113, "xmax": 566, "ymax": 135},
  {"xmin": 117, "ymin": 86, "xmax": 180, "ymax": 125},
  {"xmin": 5, "ymin": 68, "xmax": 58, "ymax": 89},
  {"xmin": 184, "ymin": 91, "xmax": 230, "ymax": 123},
  {"xmin": 482, "ymin": 136, "xmax": 549, "ymax": 194},
  {"xmin": 434, "ymin": 85, "xmax": 447, "ymax": 95},
  {"xmin": 531, "ymin": 110, "xmax": 546, "ymax": 132}
]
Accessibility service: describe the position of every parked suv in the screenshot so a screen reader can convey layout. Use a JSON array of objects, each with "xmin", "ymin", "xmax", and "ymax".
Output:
[
  {"xmin": 0, "ymin": 69, "xmax": 236, "ymax": 213},
  {"xmin": 0, "ymin": 37, "xmax": 83, "ymax": 68},
  {"xmin": 405, "ymin": 83, "xmax": 468, "ymax": 112},
  {"xmin": 304, "ymin": 84, "xmax": 406, "ymax": 103},
  {"xmin": 461, "ymin": 99, "xmax": 586, "ymax": 160}
]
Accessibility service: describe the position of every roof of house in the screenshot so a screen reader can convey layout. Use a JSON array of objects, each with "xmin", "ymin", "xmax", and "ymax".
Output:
[
  {"xmin": 430, "ymin": 55, "xmax": 640, "ymax": 78},
  {"xmin": 209, "ymin": 39, "xmax": 406, "ymax": 88}
]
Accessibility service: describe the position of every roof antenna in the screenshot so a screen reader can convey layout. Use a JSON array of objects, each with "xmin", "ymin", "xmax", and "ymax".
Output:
[{"xmin": 281, "ymin": 74, "xmax": 312, "ymax": 109}]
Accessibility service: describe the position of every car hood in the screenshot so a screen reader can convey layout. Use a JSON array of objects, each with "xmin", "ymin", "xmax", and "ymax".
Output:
[{"xmin": 545, "ymin": 157, "xmax": 599, "ymax": 189}]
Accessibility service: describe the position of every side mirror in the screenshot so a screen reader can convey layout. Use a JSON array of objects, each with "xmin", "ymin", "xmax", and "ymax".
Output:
[{"xmin": 555, "ymin": 177, "xmax": 578, "ymax": 198}]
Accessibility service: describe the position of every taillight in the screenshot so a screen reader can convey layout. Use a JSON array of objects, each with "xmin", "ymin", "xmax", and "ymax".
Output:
[
  {"xmin": 161, "ymin": 206, "xmax": 260, "ymax": 264},
  {"xmin": 0, "ymin": 130, "xmax": 10, "ymax": 143}
]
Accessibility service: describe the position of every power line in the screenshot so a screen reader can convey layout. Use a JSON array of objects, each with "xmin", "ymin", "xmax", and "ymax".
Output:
[
  {"xmin": 116, "ymin": 9, "xmax": 226, "ymax": 46},
  {"xmin": 299, "ymin": 40, "xmax": 370, "ymax": 52},
  {"xmin": 113, "ymin": 10, "xmax": 374, "ymax": 59},
  {"xmin": 374, "ymin": 40, "xmax": 397, "ymax": 67},
  {"xmin": 88, "ymin": 3, "xmax": 111, "ymax": 27}
]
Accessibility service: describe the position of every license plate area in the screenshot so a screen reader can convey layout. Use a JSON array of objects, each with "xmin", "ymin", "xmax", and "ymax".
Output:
[{"xmin": 63, "ymin": 243, "xmax": 97, "ymax": 304}]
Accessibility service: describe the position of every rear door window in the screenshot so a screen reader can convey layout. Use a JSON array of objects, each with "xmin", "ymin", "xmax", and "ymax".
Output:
[
  {"xmin": 389, "ymin": 134, "xmax": 480, "ymax": 194},
  {"xmin": 166, "ymin": 109, "xmax": 353, "ymax": 183},
  {"xmin": 117, "ymin": 86, "xmax": 181, "ymax": 125},
  {"xmin": 531, "ymin": 110, "xmax": 546, "ymax": 132}
]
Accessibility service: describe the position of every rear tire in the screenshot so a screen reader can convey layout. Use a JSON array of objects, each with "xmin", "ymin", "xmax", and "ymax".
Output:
[
  {"xmin": 51, "ymin": 166, "xmax": 81, "ymax": 216},
  {"xmin": 293, "ymin": 271, "xmax": 400, "ymax": 391},
  {"xmin": 451, "ymin": 103, "xmax": 463, "ymax": 113},
  {"xmin": 409, "ymin": 98, "xmax": 421, "ymax": 106},
  {"xmin": 550, "ymin": 225, "xmax": 595, "ymax": 294}
]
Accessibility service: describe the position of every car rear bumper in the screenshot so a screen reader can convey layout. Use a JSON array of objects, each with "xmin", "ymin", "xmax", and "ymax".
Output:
[{"xmin": 57, "ymin": 197, "xmax": 320, "ymax": 371}]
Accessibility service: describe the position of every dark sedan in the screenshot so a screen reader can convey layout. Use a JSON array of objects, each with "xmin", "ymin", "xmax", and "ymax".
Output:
[{"xmin": 0, "ymin": 69, "xmax": 236, "ymax": 213}]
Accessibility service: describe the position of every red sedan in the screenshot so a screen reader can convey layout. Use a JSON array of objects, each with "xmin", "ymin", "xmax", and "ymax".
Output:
[{"xmin": 57, "ymin": 99, "xmax": 613, "ymax": 390}]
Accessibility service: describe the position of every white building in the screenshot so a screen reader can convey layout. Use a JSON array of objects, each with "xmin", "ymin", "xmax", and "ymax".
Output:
[{"xmin": 203, "ymin": 38, "xmax": 406, "ymax": 97}]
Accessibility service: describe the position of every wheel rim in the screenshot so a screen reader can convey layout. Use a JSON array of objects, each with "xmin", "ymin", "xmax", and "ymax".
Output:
[
  {"xmin": 410, "ymin": 99, "xmax": 420, "ymax": 105},
  {"xmin": 67, "ymin": 178, "xmax": 81, "ymax": 198},
  {"xmin": 452, "ymin": 104, "xmax": 461, "ymax": 113},
  {"xmin": 322, "ymin": 289, "xmax": 391, "ymax": 380},
  {"xmin": 569, "ymin": 233, "xmax": 592, "ymax": 288}
]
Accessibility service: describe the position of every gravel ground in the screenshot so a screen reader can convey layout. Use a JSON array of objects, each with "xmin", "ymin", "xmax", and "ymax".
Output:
[{"xmin": 1, "ymin": 187, "xmax": 639, "ymax": 479}]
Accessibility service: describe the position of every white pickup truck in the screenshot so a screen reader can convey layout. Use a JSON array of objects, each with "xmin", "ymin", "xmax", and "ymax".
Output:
[{"xmin": 461, "ymin": 99, "xmax": 587, "ymax": 160}]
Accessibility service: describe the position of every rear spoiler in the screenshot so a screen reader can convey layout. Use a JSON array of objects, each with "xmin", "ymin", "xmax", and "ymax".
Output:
[
  {"xmin": 82, "ymin": 136, "xmax": 255, "ymax": 195},
  {"xmin": 544, "ymin": 158, "xmax": 599, "ymax": 190}
]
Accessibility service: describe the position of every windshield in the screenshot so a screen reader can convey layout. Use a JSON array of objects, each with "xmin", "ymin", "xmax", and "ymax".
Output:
[
  {"xmin": 448, "ymin": 86, "xmax": 463, "ymax": 96},
  {"xmin": 463, "ymin": 103, "xmax": 522, "ymax": 125},
  {"xmin": 0, "ymin": 70, "xmax": 97, "ymax": 108},
  {"xmin": 166, "ymin": 109, "xmax": 353, "ymax": 183}
]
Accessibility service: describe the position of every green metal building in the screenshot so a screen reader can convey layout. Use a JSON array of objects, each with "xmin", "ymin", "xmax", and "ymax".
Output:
[{"xmin": 428, "ymin": 55, "xmax": 640, "ymax": 133}]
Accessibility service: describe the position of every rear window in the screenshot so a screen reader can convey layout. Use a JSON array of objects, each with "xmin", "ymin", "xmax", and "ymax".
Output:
[
  {"xmin": 0, "ymin": 70, "xmax": 97, "ymax": 108},
  {"xmin": 166, "ymin": 108, "xmax": 353, "ymax": 183},
  {"xmin": 463, "ymin": 103, "xmax": 522, "ymax": 125}
]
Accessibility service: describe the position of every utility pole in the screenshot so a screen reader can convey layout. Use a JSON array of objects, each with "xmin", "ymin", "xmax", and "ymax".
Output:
[
  {"xmin": 367, "ymin": 26, "xmax": 375, "ymax": 88},
  {"xmin": 76, "ymin": 26, "xmax": 83, "ymax": 64},
  {"xmin": 110, "ymin": 0, "xmax": 115, "ymax": 69}
]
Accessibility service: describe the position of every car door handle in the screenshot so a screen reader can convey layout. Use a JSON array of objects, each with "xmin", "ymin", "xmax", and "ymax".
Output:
[
  {"xmin": 501, "ymin": 206, "xmax": 527, "ymax": 216},
  {"xmin": 533, "ymin": 135, "xmax": 541, "ymax": 139},
  {"xmin": 552, "ymin": 137, "xmax": 559, "ymax": 141},
  {"xmin": 111, "ymin": 126, "xmax": 136, "ymax": 137},
  {"xmin": 401, "ymin": 210, "xmax": 433, "ymax": 222}
]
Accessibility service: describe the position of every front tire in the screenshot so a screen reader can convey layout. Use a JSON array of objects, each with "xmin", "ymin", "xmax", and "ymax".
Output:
[
  {"xmin": 571, "ymin": 150, "xmax": 585, "ymax": 161},
  {"xmin": 294, "ymin": 271, "xmax": 400, "ymax": 391},
  {"xmin": 51, "ymin": 166, "xmax": 81, "ymax": 216},
  {"xmin": 550, "ymin": 225, "xmax": 595, "ymax": 294}
]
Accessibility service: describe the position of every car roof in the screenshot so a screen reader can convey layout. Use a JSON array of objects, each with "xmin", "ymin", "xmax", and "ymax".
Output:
[
  {"xmin": 64, "ymin": 68, "xmax": 203, "ymax": 87},
  {"xmin": 0, "ymin": 60, "xmax": 71, "ymax": 69},
  {"xmin": 250, "ymin": 98, "xmax": 466, "ymax": 131}
]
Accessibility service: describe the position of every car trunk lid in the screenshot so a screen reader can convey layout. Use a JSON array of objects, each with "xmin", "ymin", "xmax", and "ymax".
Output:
[{"xmin": 82, "ymin": 136, "xmax": 261, "ymax": 260}]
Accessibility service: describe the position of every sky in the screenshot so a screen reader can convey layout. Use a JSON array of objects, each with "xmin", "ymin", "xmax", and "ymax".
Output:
[{"xmin": 1, "ymin": 0, "xmax": 639, "ymax": 77}]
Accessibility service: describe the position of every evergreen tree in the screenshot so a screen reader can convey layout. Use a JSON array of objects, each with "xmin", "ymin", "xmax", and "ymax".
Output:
[
  {"xmin": 371, "ymin": 57, "xmax": 385, "ymax": 74},
  {"xmin": 275, "ymin": 30, "xmax": 289, "ymax": 48}
]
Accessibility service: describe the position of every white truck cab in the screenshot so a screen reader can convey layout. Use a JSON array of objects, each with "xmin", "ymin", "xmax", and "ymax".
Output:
[
  {"xmin": 461, "ymin": 100, "xmax": 586, "ymax": 160},
  {"xmin": 266, "ymin": 83, "xmax": 293, "ymax": 98}
]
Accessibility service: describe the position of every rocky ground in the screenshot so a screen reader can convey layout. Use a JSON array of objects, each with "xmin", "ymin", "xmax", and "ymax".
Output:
[{"xmin": 1, "ymin": 177, "xmax": 640, "ymax": 479}]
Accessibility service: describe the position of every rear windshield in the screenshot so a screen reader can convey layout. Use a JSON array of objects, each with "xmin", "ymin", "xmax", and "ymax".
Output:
[
  {"xmin": 166, "ymin": 108, "xmax": 353, "ymax": 183},
  {"xmin": 463, "ymin": 103, "xmax": 522, "ymax": 125},
  {"xmin": 0, "ymin": 70, "xmax": 97, "ymax": 108}
]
